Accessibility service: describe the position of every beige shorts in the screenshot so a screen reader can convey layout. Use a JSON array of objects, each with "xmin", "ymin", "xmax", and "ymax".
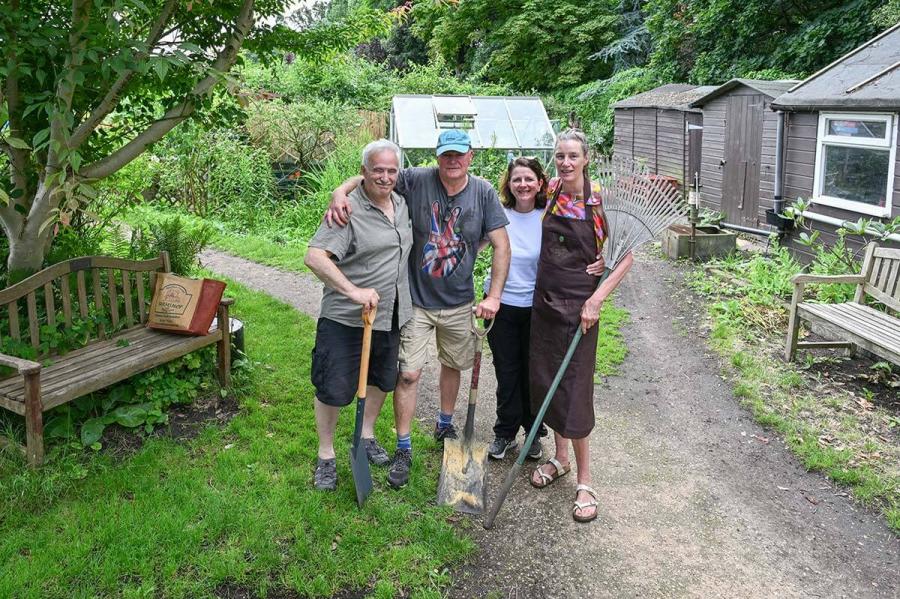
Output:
[{"xmin": 399, "ymin": 304, "xmax": 475, "ymax": 372}]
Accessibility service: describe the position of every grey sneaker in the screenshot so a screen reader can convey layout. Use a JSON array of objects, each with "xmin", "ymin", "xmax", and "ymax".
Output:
[
  {"xmin": 525, "ymin": 437, "xmax": 543, "ymax": 460},
  {"xmin": 387, "ymin": 448, "xmax": 412, "ymax": 489},
  {"xmin": 488, "ymin": 436, "xmax": 517, "ymax": 460},
  {"xmin": 363, "ymin": 437, "xmax": 390, "ymax": 466},
  {"xmin": 433, "ymin": 423, "xmax": 458, "ymax": 443},
  {"xmin": 314, "ymin": 457, "xmax": 337, "ymax": 491}
]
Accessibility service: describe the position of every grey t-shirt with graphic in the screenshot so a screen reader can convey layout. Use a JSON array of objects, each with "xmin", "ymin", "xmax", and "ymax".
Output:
[{"xmin": 395, "ymin": 167, "xmax": 508, "ymax": 310}]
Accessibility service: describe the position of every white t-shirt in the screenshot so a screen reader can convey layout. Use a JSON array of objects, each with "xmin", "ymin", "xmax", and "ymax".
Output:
[{"xmin": 484, "ymin": 207, "xmax": 543, "ymax": 307}]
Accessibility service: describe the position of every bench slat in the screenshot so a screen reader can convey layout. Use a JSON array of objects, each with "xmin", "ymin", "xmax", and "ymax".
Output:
[
  {"xmin": 8, "ymin": 301, "xmax": 20, "ymax": 341},
  {"xmin": 122, "ymin": 272, "xmax": 134, "ymax": 327},
  {"xmin": 137, "ymin": 271, "xmax": 147, "ymax": 324},
  {"xmin": 92, "ymin": 268, "xmax": 106, "ymax": 338},
  {"xmin": 76, "ymin": 270, "xmax": 89, "ymax": 319},
  {"xmin": 42, "ymin": 335, "xmax": 219, "ymax": 411},
  {"xmin": 803, "ymin": 303, "xmax": 900, "ymax": 346},
  {"xmin": 800, "ymin": 303, "xmax": 900, "ymax": 354},
  {"xmin": 108, "ymin": 269, "xmax": 120, "ymax": 330},
  {"xmin": 26, "ymin": 292, "xmax": 39, "ymax": 350},
  {"xmin": 44, "ymin": 283, "xmax": 56, "ymax": 328},
  {"xmin": 60, "ymin": 275, "xmax": 73, "ymax": 327},
  {"xmin": 0, "ymin": 327, "xmax": 221, "ymax": 408}
]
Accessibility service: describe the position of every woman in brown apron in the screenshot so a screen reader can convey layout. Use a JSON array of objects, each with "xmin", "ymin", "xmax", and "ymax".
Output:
[{"xmin": 528, "ymin": 129, "xmax": 634, "ymax": 523}]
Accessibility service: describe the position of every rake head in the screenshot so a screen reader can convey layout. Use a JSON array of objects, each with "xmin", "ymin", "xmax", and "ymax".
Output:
[{"xmin": 598, "ymin": 157, "xmax": 688, "ymax": 267}]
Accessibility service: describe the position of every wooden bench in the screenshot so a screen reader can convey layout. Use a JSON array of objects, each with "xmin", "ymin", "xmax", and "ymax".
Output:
[
  {"xmin": 0, "ymin": 253, "xmax": 233, "ymax": 466},
  {"xmin": 785, "ymin": 242, "xmax": 900, "ymax": 365}
]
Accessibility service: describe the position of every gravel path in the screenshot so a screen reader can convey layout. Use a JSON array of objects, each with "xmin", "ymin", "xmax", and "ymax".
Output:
[{"xmin": 201, "ymin": 247, "xmax": 899, "ymax": 599}]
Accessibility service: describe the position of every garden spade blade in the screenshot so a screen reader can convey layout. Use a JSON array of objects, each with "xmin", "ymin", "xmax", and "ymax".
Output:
[
  {"xmin": 437, "ymin": 317, "xmax": 492, "ymax": 514},
  {"xmin": 350, "ymin": 307, "xmax": 376, "ymax": 508}
]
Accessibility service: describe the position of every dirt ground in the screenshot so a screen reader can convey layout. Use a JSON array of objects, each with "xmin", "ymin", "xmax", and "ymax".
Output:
[{"xmin": 200, "ymin": 248, "xmax": 899, "ymax": 599}]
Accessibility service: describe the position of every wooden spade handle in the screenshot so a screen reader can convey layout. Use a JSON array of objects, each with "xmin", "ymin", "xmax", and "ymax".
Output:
[{"xmin": 357, "ymin": 307, "xmax": 377, "ymax": 397}]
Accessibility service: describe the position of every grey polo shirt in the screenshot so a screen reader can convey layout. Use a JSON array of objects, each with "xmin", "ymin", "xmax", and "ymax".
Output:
[{"xmin": 308, "ymin": 185, "xmax": 413, "ymax": 331}]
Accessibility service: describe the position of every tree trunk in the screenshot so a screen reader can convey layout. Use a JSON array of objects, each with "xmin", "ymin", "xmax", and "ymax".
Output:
[
  {"xmin": 2, "ymin": 188, "xmax": 53, "ymax": 284},
  {"xmin": 7, "ymin": 233, "xmax": 46, "ymax": 284}
]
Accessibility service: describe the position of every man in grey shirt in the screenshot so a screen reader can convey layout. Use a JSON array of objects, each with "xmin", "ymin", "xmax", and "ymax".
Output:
[
  {"xmin": 326, "ymin": 129, "xmax": 510, "ymax": 488},
  {"xmin": 304, "ymin": 139, "xmax": 413, "ymax": 492}
]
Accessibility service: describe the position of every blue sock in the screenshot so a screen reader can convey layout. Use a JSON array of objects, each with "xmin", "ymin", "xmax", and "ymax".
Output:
[
  {"xmin": 396, "ymin": 433, "xmax": 411, "ymax": 451},
  {"xmin": 437, "ymin": 412, "xmax": 453, "ymax": 430}
]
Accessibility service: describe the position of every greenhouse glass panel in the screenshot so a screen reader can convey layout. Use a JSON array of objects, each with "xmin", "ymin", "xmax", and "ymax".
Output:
[
  {"xmin": 471, "ymin": 97, "xmax": 519, "ymax": 148},
  {"xmin": 507, "ymin": 97, "xmax": 556, "ymax": 148},
  {"xmin": 392, "ymin": 96, "xmax": 440, "ymax": 148},
  {"xmin": 391, "ymin": 95, "xmax": 555, "ymax": 151}
]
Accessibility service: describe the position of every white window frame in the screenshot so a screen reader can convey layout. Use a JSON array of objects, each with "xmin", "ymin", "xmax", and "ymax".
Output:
[{"xmin": 812, "ymin": 112, "xmax": 897, "ymax": 217}]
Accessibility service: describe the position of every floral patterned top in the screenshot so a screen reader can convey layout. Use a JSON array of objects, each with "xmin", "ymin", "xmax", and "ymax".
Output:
[{"xmin": 546, "ymin": 177, "xmax": 606, "ymax": 252}]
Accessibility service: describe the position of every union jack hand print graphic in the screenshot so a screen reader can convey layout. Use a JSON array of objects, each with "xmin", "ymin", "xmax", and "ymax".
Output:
[{"xmin": 421, "ymin": 201, "xmax": 467, "ymax": 278}]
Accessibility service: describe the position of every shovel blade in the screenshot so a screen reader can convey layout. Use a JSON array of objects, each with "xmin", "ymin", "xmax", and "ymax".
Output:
[
  {"xmin": 350, "ymin": 443, "xmax": 373, "ymax": 507},
  {"xmin": 437, "ymin": 438, "xmax": 488, "ymax": 514}
]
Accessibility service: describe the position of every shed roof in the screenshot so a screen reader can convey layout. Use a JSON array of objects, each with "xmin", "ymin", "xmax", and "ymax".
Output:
[
  {"xmin": 612, "ymin": 84, "xmax": 717, "ymax": 112},
  {"xmin": 390, "ymin": 95, "xmax": 556, "ymax": 150},
  {"xmin": 771, "ymin": 23, "xmax": 900, "ymax": 111},
  {"xmin": 689, "ymin": 79, "xmax": 800, "ymax": 108}
]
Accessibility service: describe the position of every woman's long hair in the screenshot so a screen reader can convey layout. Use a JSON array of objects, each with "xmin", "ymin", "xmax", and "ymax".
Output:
[{"xmin": 499, "ymin": 157, "xmax": 549, "ymax": 209}]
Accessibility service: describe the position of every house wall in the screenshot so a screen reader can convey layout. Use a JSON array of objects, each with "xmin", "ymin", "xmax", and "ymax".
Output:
[
  {"xmin": 613, "ymin": 109, "xmax": 634, "ymax": 160},
  {"xmin": 633, "ymin": 109, "xmax": 658, "ymax": 172},
  {"xmin": 613, "ymin": 107, "xmax": 695, "ymax": 185},
  {"xmin": 698, "ymin": 85, "xmax": 781, "ymax": 227},
  {"xmin": 698, "ymin": 97, "xmax": 726, "ymax": 212},
  {"xmin": 780, "ymin": 110, "xmax": 900, "ymax": 258}
]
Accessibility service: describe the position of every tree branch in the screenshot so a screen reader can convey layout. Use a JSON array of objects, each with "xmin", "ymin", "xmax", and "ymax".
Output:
[
  {"xmin": 80, "ymin": 0, "xmax": 255, "ymax": 181},
  {"xmin": 68, "ymin": 0, "xmax": 178, "ymax": 150},
  {"xmin": 46, "ymin": 0, "xmax": 91, "ymax": 172},
  {"xmin": 3, "ymin": 0, "xmax": 30, "ymax": 205}
]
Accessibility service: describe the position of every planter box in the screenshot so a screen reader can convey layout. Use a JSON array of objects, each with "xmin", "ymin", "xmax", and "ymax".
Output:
[{"xmin": 662, "ymin": 224, "xmax": 737, "ymax": 260}]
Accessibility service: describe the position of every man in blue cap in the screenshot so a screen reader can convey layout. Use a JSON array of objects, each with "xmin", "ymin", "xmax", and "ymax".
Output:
[{"xmin": 325, "ymin": 129, "xmax": 511, "ymax": 489}]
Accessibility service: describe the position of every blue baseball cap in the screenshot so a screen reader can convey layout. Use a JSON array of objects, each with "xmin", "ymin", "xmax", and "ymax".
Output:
[{"xmin": 436, "ymin": 129, "xmax": 472, "ymax": 156}]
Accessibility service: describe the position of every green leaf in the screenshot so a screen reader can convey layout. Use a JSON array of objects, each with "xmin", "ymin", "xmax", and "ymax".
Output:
[
  {"xmin": 4, "ymin": 137, "xmax": 30, "ymax": 150},
  {"xmin": 152, "ymin": 60, "xmax": 169, "ymax": 81},
  {"xmin": 32, "ymin": 128, "xmax": 50, "ymax": 148},
  {"xmin": 109, "ymin": 403, "xmax": 150, "ymax": 428},
  {"xmin": 81, "ymin": 417, "xmax": 106, "ymax": 446}
]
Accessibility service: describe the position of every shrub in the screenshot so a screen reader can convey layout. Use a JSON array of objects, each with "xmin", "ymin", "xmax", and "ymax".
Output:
[
  {"xmin": 154, "ymin": 125, "xmax": 277, "ymax": 229},
  {"xmin": 245, "ymin": 99, "xmax": 365, "ymax": 175}
]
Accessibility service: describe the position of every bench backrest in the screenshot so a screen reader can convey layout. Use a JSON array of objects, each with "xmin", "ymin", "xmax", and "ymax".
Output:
[
  {"xmin": 0, "ymin": 253, "xmax": 170, "ymax": 358},
  {"xmin": 856, "ymin": 243, "xmax": 900, "ymax": 313}
]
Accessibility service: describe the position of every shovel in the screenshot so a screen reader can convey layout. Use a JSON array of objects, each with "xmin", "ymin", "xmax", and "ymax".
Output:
[
  {"xmin": 436, "ymin": 314, "xmax": 494, "ymax": 514},
  {"xmin": 350, "ymin": 307, "xmax": 376, "ymax": 508}
]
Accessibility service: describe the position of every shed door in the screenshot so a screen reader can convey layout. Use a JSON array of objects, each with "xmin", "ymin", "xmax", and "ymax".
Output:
[{"xmin": 723, "ymin": 95, "xmax": 763, "ymax": 227}]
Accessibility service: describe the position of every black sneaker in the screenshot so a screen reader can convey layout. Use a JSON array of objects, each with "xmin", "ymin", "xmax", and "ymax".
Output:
[
  {"xmin": 314, "ymin": 457, "xmax": 337, "ymax": 491},
  {"xmin": 363, "ymin": 437, "xmax": 390, "ymax": 466},
  {"xmin": 488, "ymin": 437, "xmax": 517, "ymax": 460},
  {"xmin": 525, "ymin": 437, "xmax": 543, "ymax": 460},
  {"xmin": 433, "ymin": 423, "xmax": 458, "ymax": 443},
  {"xmin": 387, "ymin": 448, "xmax": 412, "ymax": 489}
]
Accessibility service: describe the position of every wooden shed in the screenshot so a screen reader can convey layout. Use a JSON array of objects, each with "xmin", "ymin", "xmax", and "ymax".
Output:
[
  {"xmin": 689, "ymin": 79, "xmax": 799, "ymax": 230},
  {"xmin": 612, "ymin": 84, "xmax": 715, "ymax": 188},
  {"xmin": 771, "ymin": 23, "xmax": 900, "ymax": 253}
]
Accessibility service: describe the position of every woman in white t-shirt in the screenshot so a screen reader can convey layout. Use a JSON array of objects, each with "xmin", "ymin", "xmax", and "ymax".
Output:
[{"xmin": 483, "ymin": 157, "xmax": 551, "ymax": 461}]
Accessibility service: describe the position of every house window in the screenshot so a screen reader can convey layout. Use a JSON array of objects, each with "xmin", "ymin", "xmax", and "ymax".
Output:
[{"xmin": 812, "ymin": 112, "xmax": 897, "ymax": 217}]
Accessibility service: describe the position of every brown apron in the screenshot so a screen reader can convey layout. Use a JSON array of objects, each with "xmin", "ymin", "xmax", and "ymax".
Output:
[{"xmin": 529, "ymin": 177, "xmax": 599, "ymax": 439}]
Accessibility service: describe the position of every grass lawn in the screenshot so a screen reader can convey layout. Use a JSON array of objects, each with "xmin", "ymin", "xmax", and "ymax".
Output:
[{"xmin": 0, "ymin": 278, "xmax": 472, "ymax": 598}]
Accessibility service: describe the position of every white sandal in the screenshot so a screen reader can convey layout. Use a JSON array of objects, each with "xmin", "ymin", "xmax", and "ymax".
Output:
[
  {"xmin": 529, "ymin": 457, "xmax": 571, "ymax": 489},
  {"xmin": 572, "ymin": 484, "xmax": 599, "ymax": 523}
]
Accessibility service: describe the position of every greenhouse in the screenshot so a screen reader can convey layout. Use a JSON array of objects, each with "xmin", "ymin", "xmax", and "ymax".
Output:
[{"xmin": 389, "ymin": 94, "xmax": 556, "ymax": 166}]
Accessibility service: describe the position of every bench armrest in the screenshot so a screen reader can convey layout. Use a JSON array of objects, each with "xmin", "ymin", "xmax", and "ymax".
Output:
[
  {"xmin": 0, "ymin": 353, "xmax": 41, "ymax": 375},
  {"xmin": 791, "ymin": 273, "xmax": 865, "ymax": 286},
  {"xmin": 220, "ymin": 297, "xmax": 235, "ymax": 307}
]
